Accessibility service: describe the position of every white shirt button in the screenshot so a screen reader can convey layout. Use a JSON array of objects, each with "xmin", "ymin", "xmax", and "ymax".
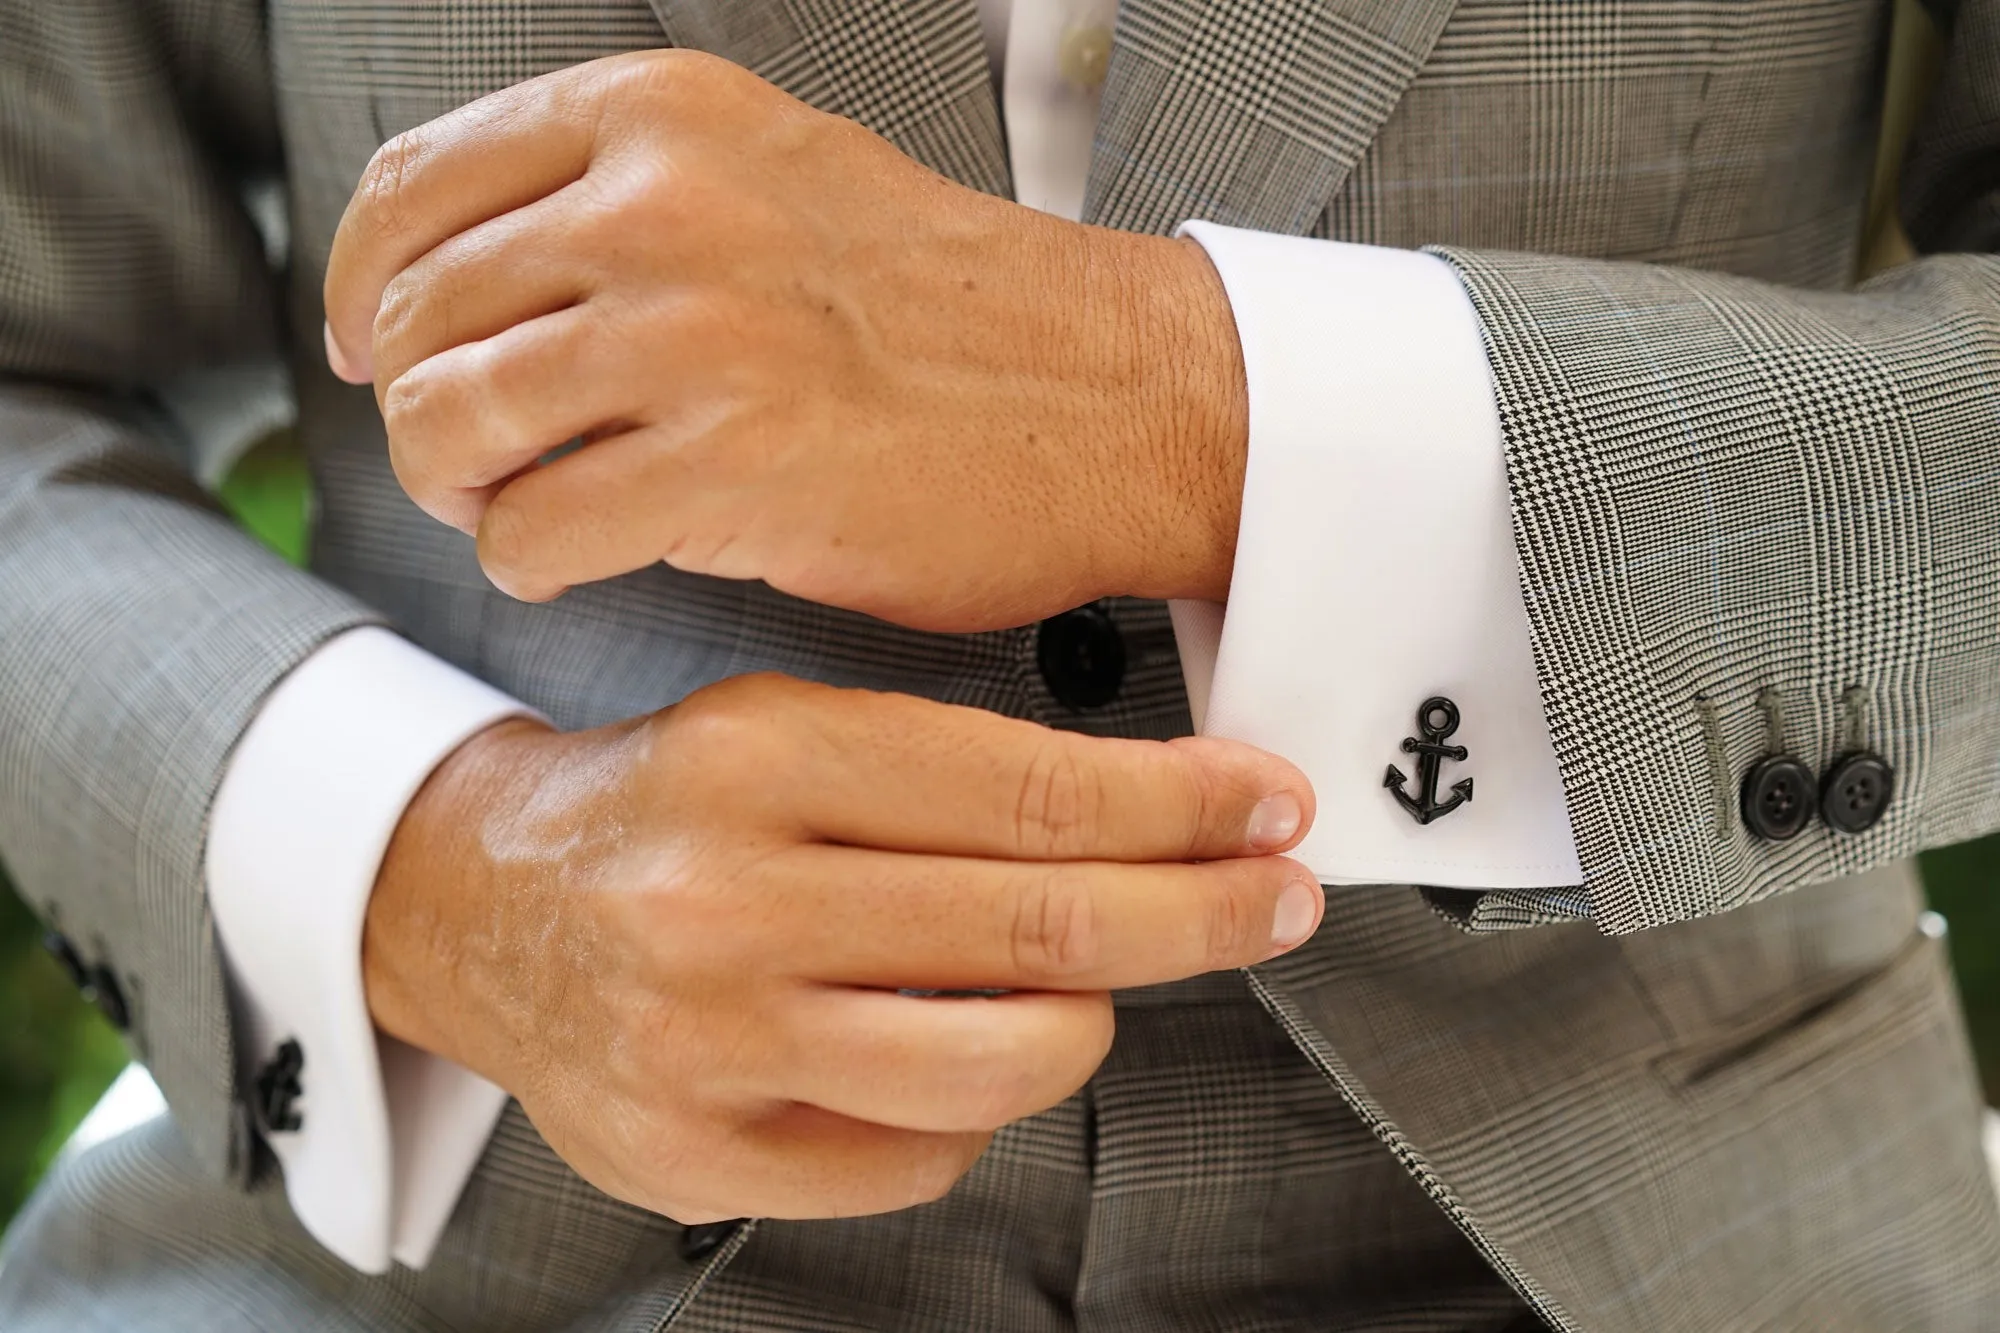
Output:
[{"xmin": 1058, "ymin": 23, "xmax": 1113, "ymax": 90}]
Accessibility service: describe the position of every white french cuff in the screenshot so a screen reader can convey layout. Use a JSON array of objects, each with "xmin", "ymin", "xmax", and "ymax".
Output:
[
  {"xmin": 1171, "ymin": 222, "xmax": 1582, "ymax": 890},
  {"xmin": 207, "ymin": 626, "xmax": 541, "ymax": 1274}
]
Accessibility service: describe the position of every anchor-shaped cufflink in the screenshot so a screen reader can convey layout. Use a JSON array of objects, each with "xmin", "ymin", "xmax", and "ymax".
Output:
[
  {"xmin": 1385, "ymin": 696, "xmax": 1473, "ymax": 825},
  {"xmin": 254, "ymin": 1037, "xmax": 306, "ymax": 1134}
]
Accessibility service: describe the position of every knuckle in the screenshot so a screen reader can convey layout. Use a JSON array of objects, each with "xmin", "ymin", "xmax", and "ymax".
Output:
[
  {"xmin": 617, "ymin": 46, "xmax": 733, "ymax": 106},
  {"xmin": 1008, "ymin": 870, "xmax": 1101, "ymax": 982},
  {"xmin": 659, "ymin": 674, "xmax": 798, "ymax": 786},
  {"xmin": 1164, "ymin": 737, "xmax": 1253, "ymax": 854},
  {"xmin": 474, "ymin": 490, "xmax": 541, "ymax": 587},
  {"xmin": 603, "ymin": 47, "xmax": 688, "ymax": 103},
  {"xmin": 578, "ymin": 150, "xmax": 676, "ymax": 227},
  {"xmin": 381, "ymin": 369, "xmax": 458, "ymax": 486},
  {"xmin": 670, "ymin": 675, "xmax": 773, "ymax": 744},
  {"xmin": 357, "ymin": 132, "xmax": 426, "ymax": 239},
  {"xmin": 1176, "ymin": 755, "xmax": 1234, "ymax": 857},
  {"xmin": 373, "ymin": 272, "xmax": 418, "ymax": 344},
  {"xmin": 1202, "ymin": 870, "xmax": 1261, "ymax": 968},
  {"xmin": 382, "ymin": 348, "xmax": 481, "ymax": 441},
  {"xmin": 1011, "ymin": 741, "xmax": 1105, "ymax": 858},
  {"xmin": 371, "ymin": 269, "xmax": 438, "ymax": 367}
]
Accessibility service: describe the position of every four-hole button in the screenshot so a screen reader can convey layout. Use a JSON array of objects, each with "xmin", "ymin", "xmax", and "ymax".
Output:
[
  {"xmin": 1740, "ymin": 754, "xmax": 1816, "ymax": 842},
  {"xmin": 1820, "ymin": 752, "xmax": 1894, "ymax": 834}
]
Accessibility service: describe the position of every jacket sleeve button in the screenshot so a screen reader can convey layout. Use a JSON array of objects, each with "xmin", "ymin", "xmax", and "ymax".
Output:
[
  {"xmin": 1740, "ymin": 754, "xmax": 1816, "ymax": 841},
  {"xmin": 1820, "ymin": 752, "xmax": 1894, "ymax": 834}
]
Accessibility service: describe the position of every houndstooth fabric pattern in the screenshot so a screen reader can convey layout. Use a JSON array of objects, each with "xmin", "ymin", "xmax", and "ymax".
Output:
[
  {"xmin": 1084, "ymin": 0, "xmax": 1462, "ymax": 235},
  {"xmin": 4, "ymin": 0, "xmax": 2000, "ymax": 1328},
  {"xmin": 1, "ymin": 970, "xmax": 1545, "ymax": 1332},
  {"xmin": 1418, "ymin": 0, "xmax": 2000, "ymax": 934}
]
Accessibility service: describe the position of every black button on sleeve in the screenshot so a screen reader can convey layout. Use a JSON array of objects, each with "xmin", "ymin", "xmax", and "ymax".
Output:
[
  {"xmin": 1741, "ymin": 754, "xmax": 1815, "ymax": 841},
  {"xmin": 87, "ymin": 964, "xmax": 131, "ymax": 1031},
  {"xmin": 678, "ymin": 1220, "xmax": 742, "ymax": 1264},
  {"xmin": 1036, "ymin": 606, "xmax": 1126, "ymax": 710},
  {"xmin": 1821, "ymin": 752, "xmax": 1894, "ymax": 834},
  {"xmin": 40, "ymin": 932, "xmax": 89, "ymax": 991}
]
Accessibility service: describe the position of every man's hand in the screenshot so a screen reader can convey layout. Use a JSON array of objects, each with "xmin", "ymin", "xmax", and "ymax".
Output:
[
  {"xmin": 364, "ymin": 674, "xmax": 1319, "ymax": 1223},
  {"xmin": 322, "ymin": 49, "xmax": 1248, "ymax": 632}
]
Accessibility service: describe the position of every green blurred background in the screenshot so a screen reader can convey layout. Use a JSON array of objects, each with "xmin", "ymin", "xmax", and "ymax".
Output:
[{"xmin": 2, "ymin": 434, "xmax": 313, "ymax": 1225}]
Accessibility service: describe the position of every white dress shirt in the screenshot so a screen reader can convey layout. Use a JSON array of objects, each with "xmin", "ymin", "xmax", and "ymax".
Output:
[{"xmin": 207, "ymin": 0, "xmax": 1579, "ymax": 1276}]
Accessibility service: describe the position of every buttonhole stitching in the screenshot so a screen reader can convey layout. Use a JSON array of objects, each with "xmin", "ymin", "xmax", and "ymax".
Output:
[
  {"xmin": 1694, "ymin": 693, "xmax": 1733, "ymax": 839},
  {"xmin": 1839, "ymin": 683, "xmax": 1872, "ymax": 757},
  {"xmin": 1755, "ymin": 685, "xmax": 1789, "ymax": 757}
]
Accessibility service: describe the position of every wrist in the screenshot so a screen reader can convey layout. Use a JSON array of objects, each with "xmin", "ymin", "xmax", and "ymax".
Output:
[
  {"xmin": 1091, "ymin": 230, "xmax": 1248, "ymax": 605},
  {"xmin": 362, "ymin": 715, "xmax": 558, "ymax": 1076}
]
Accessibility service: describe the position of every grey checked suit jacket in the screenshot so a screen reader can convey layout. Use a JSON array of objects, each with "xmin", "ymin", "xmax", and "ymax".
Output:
[{"xmin": 4, "ymin": 0, "xmax": 2000, "ymax": 1328}]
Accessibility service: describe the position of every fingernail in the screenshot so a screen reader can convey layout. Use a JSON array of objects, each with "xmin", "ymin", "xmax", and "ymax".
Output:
[
  {"xmin": 324, "ymin": 321, "xmax": 366, "ymax": 384},
  {"xmin": 1246, "ymin": 793, "xmax": 1302, "ymax": 850},
  {"xmin": 1268, "ymin": 877, "xmax": 1323, "ymax": 954}
]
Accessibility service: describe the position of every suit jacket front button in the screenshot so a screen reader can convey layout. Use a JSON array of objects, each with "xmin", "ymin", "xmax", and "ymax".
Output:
[
  {"xmin": 1036, "ymin": 606, "xmax": 1126, "ymax": 710},
  {"xmin": 1740, "ymin": 754, "xmax": 1815, "ymax": 841},
  {"xmin": 1821, "ymin": 752, "xmax": 1894, "ymax": 834}
]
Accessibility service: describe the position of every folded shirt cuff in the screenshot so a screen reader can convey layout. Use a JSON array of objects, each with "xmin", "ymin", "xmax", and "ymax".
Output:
[
  {"xmin": 207, "ymin": 626, "xmax": 537, "ymax": 1273},
  {"xmin": 1172, "ymin": 222, "xmax": 1582, "ymax": 891}
]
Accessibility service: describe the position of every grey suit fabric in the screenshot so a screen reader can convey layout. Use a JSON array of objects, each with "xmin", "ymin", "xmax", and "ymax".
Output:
[
  {"xmin": 2, "ymin": 0, "xmax": 1999, "ymax": 1328},
  {"xmin": 3, "ymin": 971, "xmax": 1548, "ymax": 1332}
]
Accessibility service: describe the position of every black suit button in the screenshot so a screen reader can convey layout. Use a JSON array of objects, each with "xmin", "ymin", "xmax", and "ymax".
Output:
[
  {"xmin": 1741, "ymin": 754, "xmax": 1815, "ymax": 841},
  {"xmin": 87, "ymin": 964, "xmax": 131, "ymax": 1031},
  {"xmin": 1821, "ymin": 752, "xmax": 1893, "ymax": 834},
  {"xmin": 1036, "ymin": 606, "xmax": 1125, "ymax": 710},
  {"xmin": 678, "ymin": 1220, "xmax": 741, "ymax": 1264},
  {"xmin": 40, "ymin": 932, "xmax": 89, "ymax": 990}
]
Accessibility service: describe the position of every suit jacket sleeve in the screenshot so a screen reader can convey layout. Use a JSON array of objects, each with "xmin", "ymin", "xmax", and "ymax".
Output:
[
  {"xmin": 0, "ymin": 0, "xmax": 381, "ymax": 1181},
  {"xmin": 1422, "ymin": 0, "xmax": 2000, "ymax": 933}
]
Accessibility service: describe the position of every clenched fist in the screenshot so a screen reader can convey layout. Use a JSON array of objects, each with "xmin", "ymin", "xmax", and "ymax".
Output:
[
  {"xmin": 323, "ymin": 48, "xmax": 1248, "ymax": 631},
  {"xmin": 365, "ymin": 675, "xmax": 1320, "ymax": 1223}
]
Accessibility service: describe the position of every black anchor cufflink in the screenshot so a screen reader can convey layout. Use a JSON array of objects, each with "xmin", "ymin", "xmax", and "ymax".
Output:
[
  {"xmin": 1386, "ymin": 696, "xmax": 1473, "ymax": 826},
  {"xmin": 253, "ymin": 1038, "xmax": 306, "ymax": 1135}
]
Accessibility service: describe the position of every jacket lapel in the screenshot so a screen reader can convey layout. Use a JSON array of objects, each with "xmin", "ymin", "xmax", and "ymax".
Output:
[
  {"xmin": 640, "ymin": 0, "xmax": 1458, "ymax": 235},
  {"xmin": 640, "ymin": 0, "xmax": 1011, "ymax": 197},
  {"xmin": 1087, "ymin": 0, "xmax": 1462, "ymax": 234}
]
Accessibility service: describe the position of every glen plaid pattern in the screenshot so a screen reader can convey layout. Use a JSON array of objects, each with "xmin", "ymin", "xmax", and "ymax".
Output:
[
  {"xmin": 1, "ymin": 973, "xmax": 1540, "ymax": 1332},
  {"xmin": 647, "ymin": 0, "xmax": 1011, "ymax": 199},
  {"xmin": 1084, "ymin": 0, "xmax": 1462, "ymax": 235},
  {"xmin": 3, "ymin": 0, "xmax": 2000, "ymax": 1328}
]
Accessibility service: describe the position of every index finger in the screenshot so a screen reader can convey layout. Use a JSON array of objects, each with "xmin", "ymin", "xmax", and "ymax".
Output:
[
  {"xmin": 322, "ymin": 60, "xmax": 613, "ymax": 383},
  {"xmin": 674, "ymin": 678, "xmax": 1316, "ymax": 864},
  {"xmin": 769, "ymin": 844, "xmax": 1327, "ymax": 992}
]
